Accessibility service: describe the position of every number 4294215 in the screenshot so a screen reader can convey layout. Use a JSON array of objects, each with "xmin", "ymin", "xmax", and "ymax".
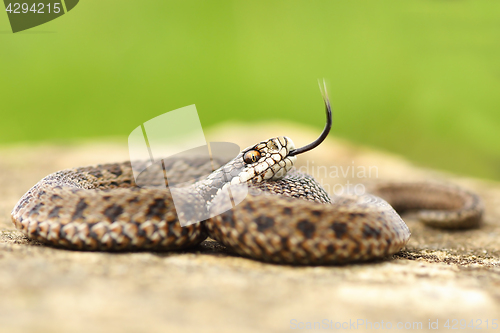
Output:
[
  {"xmin": 5, "ymin": 3, "xmax": 61, "ymax": 14},
  {"xmin": 443, "ymin": 319, "xmax": 498, "ymax": 330}
]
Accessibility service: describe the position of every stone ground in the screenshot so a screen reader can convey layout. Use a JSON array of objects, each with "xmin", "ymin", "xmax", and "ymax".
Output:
[{"xmin": 1, "ymin": 123, "xmax": 499, "ymax": 333}]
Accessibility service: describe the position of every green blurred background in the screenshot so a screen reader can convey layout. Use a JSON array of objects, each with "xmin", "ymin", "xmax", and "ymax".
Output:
[{"xmin": 1, "ymin": 1, "xmax": 499, "ymax": 180}]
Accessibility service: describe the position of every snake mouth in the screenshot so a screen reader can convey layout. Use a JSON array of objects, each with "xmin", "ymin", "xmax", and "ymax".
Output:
[{"xmin": 289, "ymin": 81, "xmax": 332, "ymax": 157}]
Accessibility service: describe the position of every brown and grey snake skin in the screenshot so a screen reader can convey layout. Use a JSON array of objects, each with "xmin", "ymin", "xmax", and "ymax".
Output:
[
  {"xmin": 10, "ymin": 90, "xmax": 484, "ymax": 265},
  {"xmin": 10, "ymin": 137, "xmax": 483, "ymax": 265}
]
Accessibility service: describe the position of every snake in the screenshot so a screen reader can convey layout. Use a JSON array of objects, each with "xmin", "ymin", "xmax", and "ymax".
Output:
[{"xmin": 10, "ymin": 88, "xmax": 484, "ymax": 265}]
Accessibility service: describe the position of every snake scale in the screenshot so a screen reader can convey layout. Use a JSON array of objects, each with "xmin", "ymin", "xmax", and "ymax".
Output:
[{"xmin": 11, "ymin": 90, "xmax": 484, "ymax": 265}]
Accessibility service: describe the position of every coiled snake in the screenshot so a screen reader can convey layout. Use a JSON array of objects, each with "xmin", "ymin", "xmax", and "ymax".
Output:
[{"xmin": 11, "ymin": 89, "xmax": 484, "ymax": 265}]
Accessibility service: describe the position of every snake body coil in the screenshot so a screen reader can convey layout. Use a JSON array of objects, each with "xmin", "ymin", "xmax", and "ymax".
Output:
[{"xmin": 10, "ymin": 90, "xmax": 484, "ymax": 265}]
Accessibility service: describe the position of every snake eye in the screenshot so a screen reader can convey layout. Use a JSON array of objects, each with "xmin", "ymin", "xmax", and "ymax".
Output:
[{"xmin": 243, "ymin": 150, "xmax": 261, "ymax": 164}]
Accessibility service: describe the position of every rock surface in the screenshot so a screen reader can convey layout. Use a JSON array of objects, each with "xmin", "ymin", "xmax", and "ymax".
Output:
[{"xmin": 1, "ymin": 123, "xmax": 499, "ymax": 333}]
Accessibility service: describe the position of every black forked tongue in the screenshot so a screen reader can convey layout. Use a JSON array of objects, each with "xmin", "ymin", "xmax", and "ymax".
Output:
[{"xmin": 289, "ymin": 80, "xmax": 332, "ymax": 156}]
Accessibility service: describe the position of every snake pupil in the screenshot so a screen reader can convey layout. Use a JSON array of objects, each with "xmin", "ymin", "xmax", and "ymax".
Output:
[{"xmin": 243, "ymin": 150, "xmax": 261, "ymax": 164}]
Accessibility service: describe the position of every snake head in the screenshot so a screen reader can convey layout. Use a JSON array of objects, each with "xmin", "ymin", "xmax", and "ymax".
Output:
[
  {"xmin": 237, "ymin": 136, "xmax": 297, "ymax": 183},
  {"xmin": 199, "ymin": 136, "xmax": 296, "ymax": 201},
  {"xmin": 199, "ymin": 136, "xmax": 296, "ymax": 200}
]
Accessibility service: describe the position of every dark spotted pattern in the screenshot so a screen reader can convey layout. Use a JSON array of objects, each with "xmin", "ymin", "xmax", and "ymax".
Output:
[
  {"xmin": 48, "ymin": 206, "xmax": 62, "ymax": 219},
  {"xmin": 296, "ymin": 220, "xmax": 316, "ymax": 239},
  {"xmin": 10, "ymin": 140, "xmax": 483, "ymax": 264},
  {"xmin": 362, "ymin": 224, "xmax": 381, "ymax": 239},
  {"xmin": 206, "ymin": 187, "xmax": 412, "ymax": 265},
  {"xmin": 331, "ymin": 222, "xmax": 347, "ymax": 239},
  {"xmin": 29, "ymin": 203, "xmax": 44, "ymax": 215},
  {"xmin": 11, "ymin": 161, "xmax": 207, "ymax": 252},
  {"xmin": 103, "ymin": 204, "xmax": 124, "ymax": 222},
  {"xmin": 146, "ymin": 199, "xmax": 168, "ymax": 220},
  {"xmin": 72, "ymin": 199, "xmax": 88, "ymax": 220},
  {"xmin": 87, "ymin": 169, "xmax": 103, "ymax": 178},
  {"xmin": 220, "ymin": 210, "xmax": 235, "ymax": 228},
  {"xmin": 255, "ymin": 215, "xmax": 275, "ymax": 232},
  {"xmin": 106, "ymin": 165, "xmax": 123, "ymax": 177}
]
